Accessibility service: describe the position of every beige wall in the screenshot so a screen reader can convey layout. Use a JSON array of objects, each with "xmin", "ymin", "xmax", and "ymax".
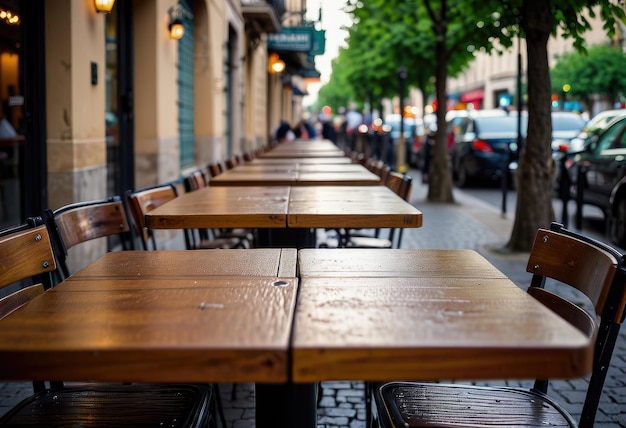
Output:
[
  {"xmin": 133, "ymin": 0, "xmax": 180, "ymax": 189},
  {"xmin": 245, "ymin": 38, "xmax": 270, "ymax": 149},
  {"xmin": 45, "ymin": 0, "xmax": 109, "ymax": 272},
  {"xmin": 46, "ymin": 0, "xmax": 107, "ymax": 210}
]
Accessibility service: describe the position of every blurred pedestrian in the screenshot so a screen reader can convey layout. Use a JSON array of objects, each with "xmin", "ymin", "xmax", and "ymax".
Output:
[
  {"xmin": 345, "ymin": 104, "xmax": 362, "ymax": 151},
  {"xmin": 273, "ymin": 120, "xmax": 295, "ymax": 143},
  {"xmin": 293, "ymin": 112, "xmax": 317, "ymax": 140}
]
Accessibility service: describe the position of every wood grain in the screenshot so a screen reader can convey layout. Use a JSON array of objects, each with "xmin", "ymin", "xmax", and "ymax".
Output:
[
  {"xmin": 292, "ymin": 276, "xmax": 592, "ymax": 382},
  {"xmin": 0, "ymin": 278, "xmax": 298, "ymax": 383},
  {"xmin": 70, "ymin": 249, "xmax": 297, "ymax": 280},
  {"xmin": 145, "ymin": 186, "xmax": 289, "ymax": 229},
  {"xmin": 288, "ymin": 187, "xmax": 422, "ymax": 228}
]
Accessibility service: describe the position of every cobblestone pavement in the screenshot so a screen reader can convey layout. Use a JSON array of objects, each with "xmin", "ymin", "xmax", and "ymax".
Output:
[{"xmin": 1, "ymin": 170, "xmax": 624, "ymax": 427}]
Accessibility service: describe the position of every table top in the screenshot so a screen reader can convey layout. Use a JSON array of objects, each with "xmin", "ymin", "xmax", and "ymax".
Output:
[
  {"xmin": 250, "ymin": 157, "xmax": 352, "ymax": 165},
  {"xmin": 71, "ymin": 248, "xmax": 298, "ymax": 279},
  {"xmin": 146, "ymin": 186, "xmax": 290, "ymax": 229},
  {"xmin": 292, "ymin": 249, "xmax": 593, "ymax": 382},
  {"xmin": 0, "ymin": 249, "xmax": 593, "ymax": 387},
  {"xmin": 0, "ymin": 249, "xmax": 298, "ymax": 384},
  {"xmin": 210, "ymin": 167, "xmax": 381, "ymax": 186},
  {"xmin": 145, "ymin": 185, "xmax": 422, "ymax": 230},
  {"xmin": 288, "ymin": 186, "xmax": 422, "ymax": 228},
  {"xmin": 258, "ymin": 141, "xmax": 345, "ymax": 158},
  {"xmin": 216, "ymin": 163, "xmax": 369, "ymax": 174}
]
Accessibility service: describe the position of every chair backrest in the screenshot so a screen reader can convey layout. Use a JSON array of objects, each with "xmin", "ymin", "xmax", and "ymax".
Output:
[
  {"xmin": 385, "ymin": 172, "xmax": 412, "ymax": 201},
  {"xmin": 183, "ymin": 169, "xmax": 207, "ymax": 193},
  {"xmin": 125, "ymin": 184, "xmax": 179, "ymax": 250},
  {"xmin": 0, "ymin": 218, "xmax": 56, "ymax": 318},
  {"xmin": 370, "ymin": 160, "xmax": 390, "ymax": 183},
  {"xmin": 44, "ymin": 196, "xmax": 134, "ymax": 279},
  {"xmin": 207, "ymin": 162, "xmax": 224, "ymax": 178},
  {"xmin": 526, "ymin": 222, "xmax": 626, "ymax": 427}
]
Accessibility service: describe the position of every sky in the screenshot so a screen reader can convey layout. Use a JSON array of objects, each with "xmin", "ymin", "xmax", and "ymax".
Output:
[{"xmin": 302, "ymin": 0, "xmax": 351, "ymax": 107}]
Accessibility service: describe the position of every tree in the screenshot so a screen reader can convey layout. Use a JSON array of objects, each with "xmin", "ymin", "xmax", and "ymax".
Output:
[
  {"xmin": 506, "ymin": 1, "xmax": 626, "ymax": 251},
  {"xmin": 551, "ymin": 43, "xmax": 626, "ymax": 111}
]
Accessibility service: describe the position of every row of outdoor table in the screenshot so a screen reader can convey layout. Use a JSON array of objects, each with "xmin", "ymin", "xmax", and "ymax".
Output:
[
  {"xmin": 0, "ymin": 249, "xmax": 593, "ymax": 427},
  {"xmin": 0, "ymin": 140, "xmax": 595, "ymax": 426}
]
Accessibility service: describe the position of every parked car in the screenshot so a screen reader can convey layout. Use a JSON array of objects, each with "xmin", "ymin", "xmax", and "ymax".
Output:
[
  {"xmin": 568, "ymin": 109, "xmax": 626, "ymax": 152},
  {"xmin": 565, "ymin": 114, "xmax": 626, "ymax": 246},
  {"xmin": 550, "ymin": 111, "xmax": 588, "ymax": 152},
  {"xmin": 449, "ymin": 112, "xmax": 527, "ymax": 187},
  {"xmin": 553, "ymin": 110, "xmax": 626, "ymax": 198}
]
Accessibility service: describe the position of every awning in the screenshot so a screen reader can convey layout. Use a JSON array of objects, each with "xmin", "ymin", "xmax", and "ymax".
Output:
[{"xmin": 461, "ymin": 89, "xmax": 484, "ymax": 103}]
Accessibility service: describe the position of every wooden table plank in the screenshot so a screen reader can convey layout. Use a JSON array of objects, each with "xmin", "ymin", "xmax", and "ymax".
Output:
[
  {"xmin": 209, "ymin": 170, "xmax": 297, "ymax": 186},
  {"xmin": 295, "ymin": 171, "xmax": 381, "ymax": 186},
  {"xmin": 210, "ymin": 169, "xmax": 380, "ymax": 186},
  {"xmin": 145, "ymin": 186, "xmax": 289, "ymax": 229},
  {"xmin": 258, "ymin": 150, "xmax": 344, "ymax": 158},
  {"xmin": 250, "ymin": 157, "xmax": 352, "ymax": 165},
  {"xmin": 297, "ymin": 249, "xmax": 505, "ymax": 278},
  {"xmin": 292, "ymin": 276, "xmax": 592, "ymax": 382},
  {"xmin": 70, "ymin": 249, "xmax": 298, "ymax": 280},
  {"xmin": 0, "ymin": 278, "xmax": 298, "ymax": 383},
  {"xmin": 288, "ymin": 187, "xmax": 422, "ymax": 228}
]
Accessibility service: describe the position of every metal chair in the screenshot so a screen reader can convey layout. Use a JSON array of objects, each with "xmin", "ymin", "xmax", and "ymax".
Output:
[
  {"xmin": 372, "ymin": 222, "xmax": 626, "ymax": 428},
  {"xmin": 183, "ymin": 170, "xmax": 253, "ymax": 248},
  {"xmin": 0, "ymin": 219, "xmax": 218, "ymax": 427},
  {"xmin": 341, "ymin": 172, "xmax": 413, "ymax": 249},
  {"xmin": 43, "ymin": 195, "xmax": 135, "ymax": 281},
  {"xmin": 126, "ymin": 183, "xmax": 239, "ymax": 251}
]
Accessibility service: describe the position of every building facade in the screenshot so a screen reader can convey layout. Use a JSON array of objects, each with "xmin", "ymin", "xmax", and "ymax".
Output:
[
  {"xmin": 446, "ymin": 9, "xmax": 622, "ymax": 116},
  {"xmin": 0, "ymin": 0, "xmax": 316, "ymax": 269}
]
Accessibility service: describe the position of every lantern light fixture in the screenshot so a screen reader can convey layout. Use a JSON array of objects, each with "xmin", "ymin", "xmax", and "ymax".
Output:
[
  {"xmin": 268, "ymin": 53, "xmax": 285, "ymax": 74},
  {"xmin": 94, "ymin": 0, "xmax": 115, "ymax": 14},
  {"xmin": 168, "ymin": 3, "xmax": 192, "ymax": 40}
]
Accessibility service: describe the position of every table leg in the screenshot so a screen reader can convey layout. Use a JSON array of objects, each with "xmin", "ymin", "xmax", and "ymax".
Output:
[
  {"xmin": 255, "ymin": 383, "xmax": 317, "ymax": 428},
  {"xmin": 256, "ymin": 228, "xmax": 316, "ymax": 248}
]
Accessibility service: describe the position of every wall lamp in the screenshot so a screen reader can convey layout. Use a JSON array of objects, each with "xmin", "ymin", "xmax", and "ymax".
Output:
[
  {"xmin": 268, "ymin": 52, "xmax": 285, "ymax": 74},
  {"xmin": 94, "ymin": 0, "xmax": 115, "ymax": 14},
  {"xmin": 168, "ymin": 3, "xmax": 192, "ymax": 40}
]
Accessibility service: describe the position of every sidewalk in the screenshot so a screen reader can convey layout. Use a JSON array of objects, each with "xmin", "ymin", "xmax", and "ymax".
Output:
[{"xmin": 1, "ymin": 173, "xmax": 624, "ymax": 427}]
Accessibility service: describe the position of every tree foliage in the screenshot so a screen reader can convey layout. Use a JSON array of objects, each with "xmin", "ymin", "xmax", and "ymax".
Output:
[
  {"xmin": 550, "ymin": 44, "xmax": 626, "ymax": 109},
  {"xmin": 317, "ymin": 0, "xmax": 626, "ymax": 251}
]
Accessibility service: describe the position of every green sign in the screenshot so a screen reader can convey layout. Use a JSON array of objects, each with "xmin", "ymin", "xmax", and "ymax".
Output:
[{"xmin": 268, "ymin": 27, "xmax": 325, "ymax": 55}]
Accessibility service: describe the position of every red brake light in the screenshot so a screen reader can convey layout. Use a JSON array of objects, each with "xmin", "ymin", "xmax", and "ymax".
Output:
[{"xmin": 472, "ymin": 139, "xmax": 494, "ymax": 153}]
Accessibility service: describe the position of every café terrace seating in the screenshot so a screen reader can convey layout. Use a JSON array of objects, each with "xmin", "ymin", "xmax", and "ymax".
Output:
[
  {"xmin": 43, "ymin": 196, "xmax": 135, "ymax": 282},
  {"xmin": 0, "ymin": 218, "xmax": 219, "ymax": 427},
  {"xmin": 183, "ymin": 169, "xmax": 254, "ymax": 248},
  {"xmin": 126, "ymin": 182, "xmax": 242, "ymax": 251},
  {"xmin": 326, "ymin": 171, "xmax": 413, "ymax": 249},
  {"xmin": 371, "ymin": 222, "xmax": 626, "ymax": 428}
]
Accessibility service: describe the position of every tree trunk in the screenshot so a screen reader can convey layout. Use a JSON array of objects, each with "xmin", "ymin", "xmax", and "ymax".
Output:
[
  {"xmin": 427, "ymin": 0, "xmax": 454, "ymax": 203},
  {"xmin": 506, "ymin": 0, "xmax": 555, "ymax": 251}
]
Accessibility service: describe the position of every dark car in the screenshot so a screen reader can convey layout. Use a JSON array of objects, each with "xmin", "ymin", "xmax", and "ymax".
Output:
[
  {"xmin": 550, "ymin": 111, "xmax": 587, "ymax": 152},
  {"xmin": 566, "ymin": 115, "xmax": 626, "ymax": 246},
  {"xmin": 553, "ymin": 110, "xmax": 626, "ymax": 198},
  {"xmin": 450, "ymin": 113, "xmax": 527, "ymax": 187}
]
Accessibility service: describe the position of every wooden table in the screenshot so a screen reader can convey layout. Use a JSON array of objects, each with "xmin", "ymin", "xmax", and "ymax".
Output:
[
  {"xmin": 0, "ymin": 248, "xmax": 594, "ymax": 428},
  {"xmin": 216, "ymin": 163, "xmax": 369, "ymax": 174},
  {"xmin": 0, "ymin": 249, "xmax": 298, "ymax": 384},
  {"xmin": 210, "ymin": 166, "xmax": 381, "ymax": 186},
  {"xmin": 145, "ymin": 186, "xmax": 289, "ymax": 230},
  {"xmin": 250, "ymin": 156, "xmax": 352, "ymax": 165},
  {"xmin": 259, "ymin": 140, "xmax": 345, "ymax": 158},
  {"xmin": 293, "ymin": 249, "xmax": 593, "ymax": 382},
  {"xmin": 145, "ymin": 185, "xmax": 423, "ymax": 247}
]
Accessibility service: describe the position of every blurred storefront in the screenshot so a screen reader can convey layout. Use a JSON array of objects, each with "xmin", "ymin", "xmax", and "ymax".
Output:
[{"xmin": 0, "ymin": 0, "xmax": 318, "ymax": 264}]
